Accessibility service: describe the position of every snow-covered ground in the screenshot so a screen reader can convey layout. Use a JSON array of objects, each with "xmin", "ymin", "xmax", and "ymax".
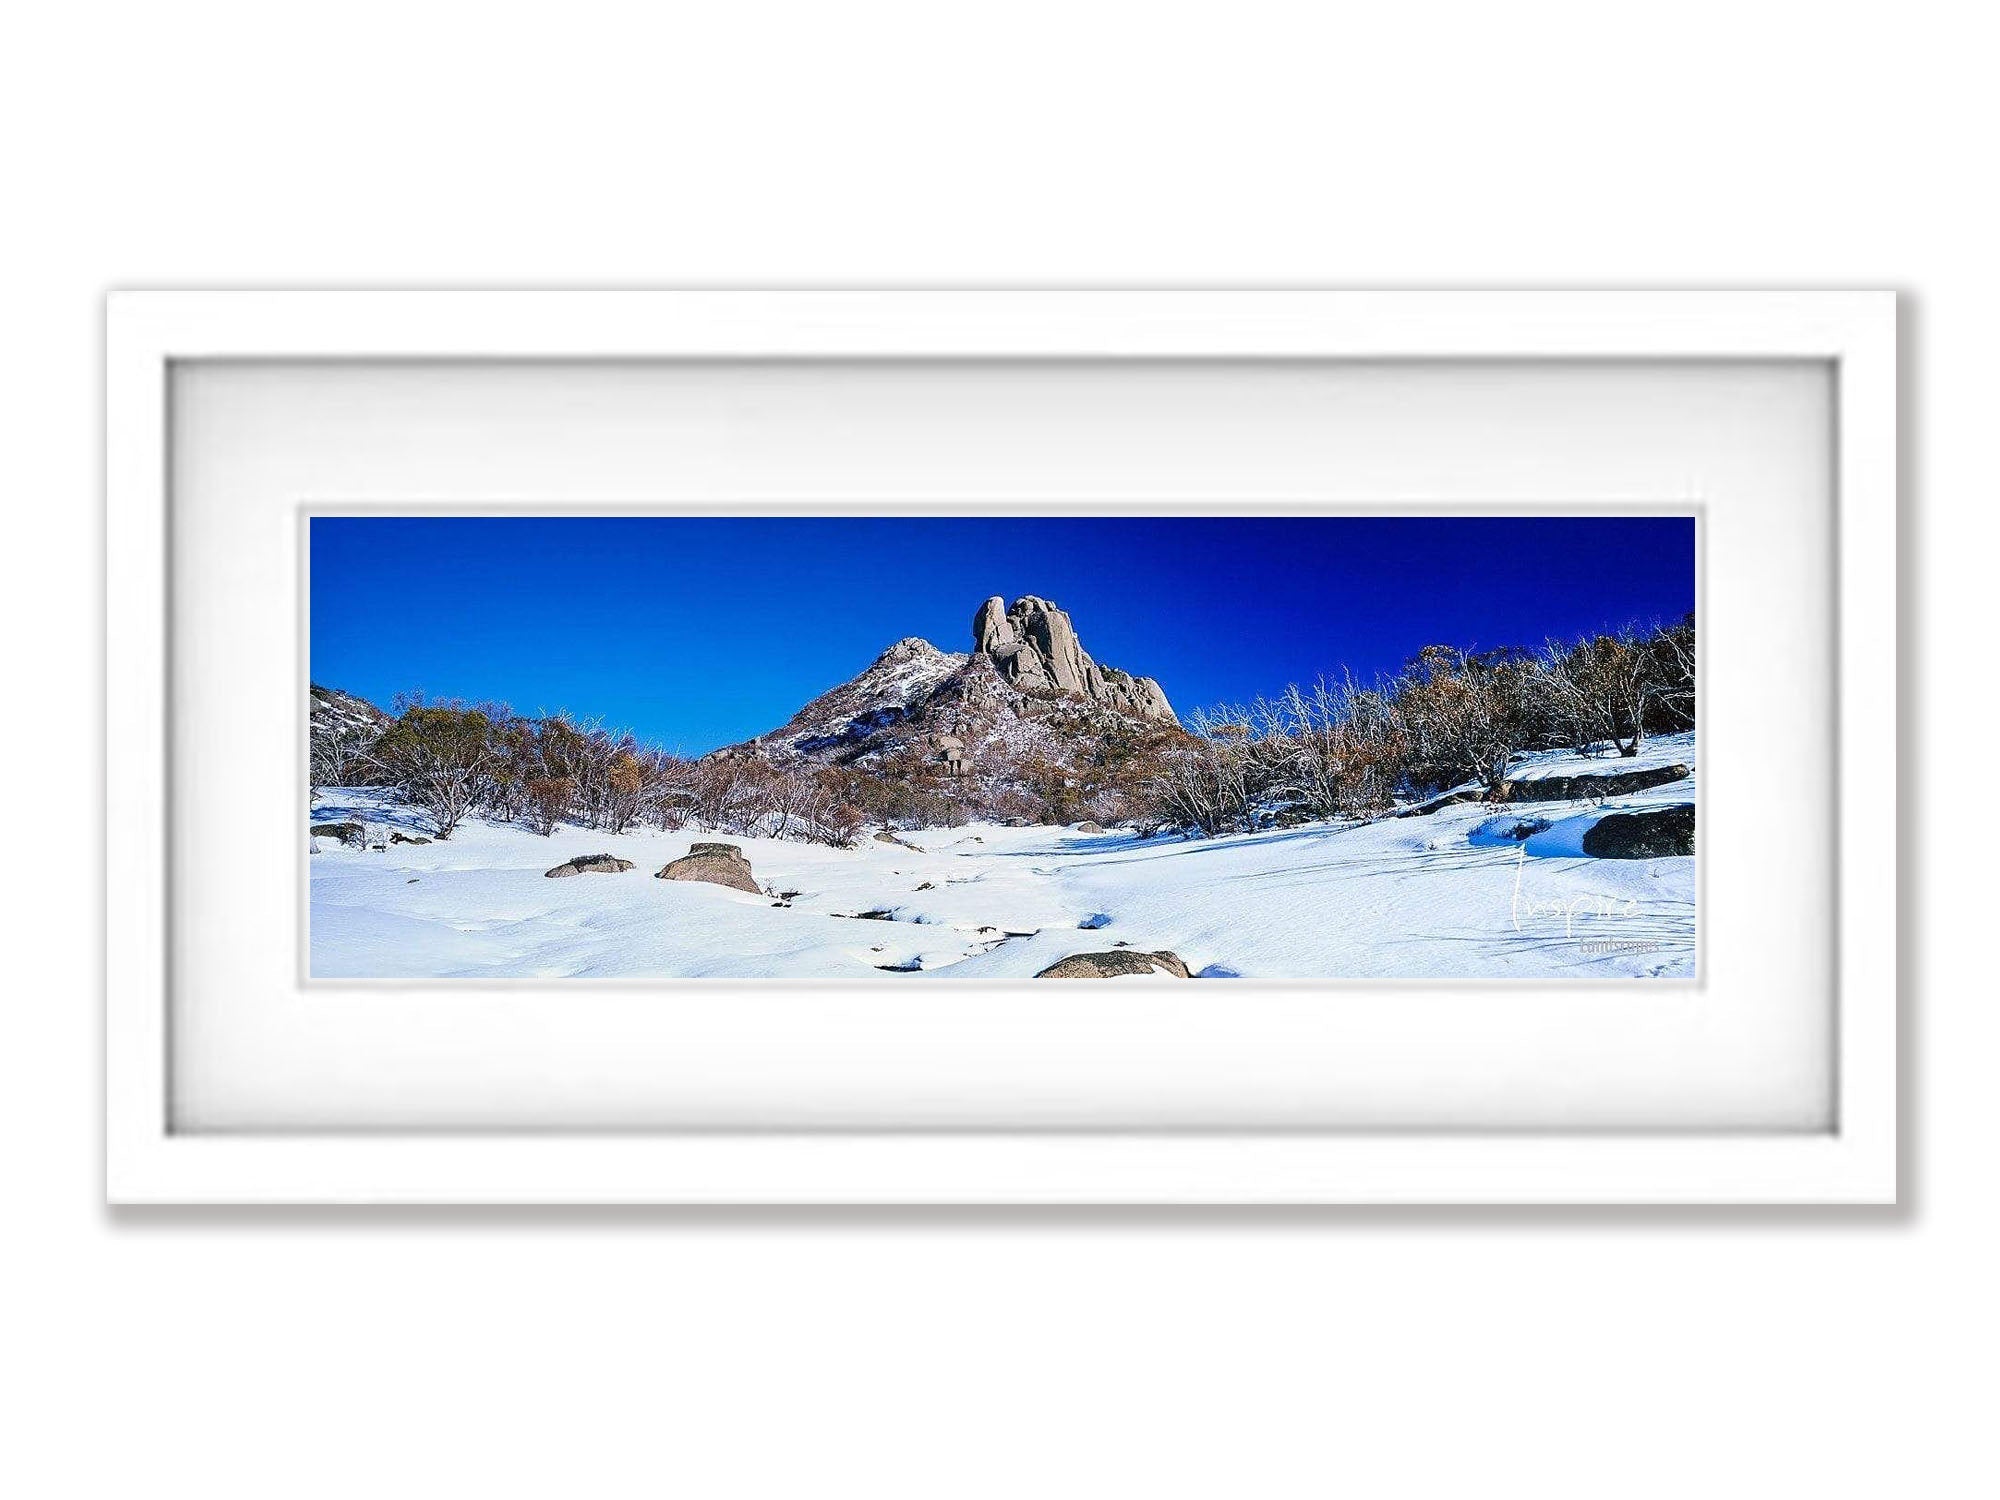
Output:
[{"xmin": 311, "ymin": 733, "xmax": 1696, "ymax": 981}]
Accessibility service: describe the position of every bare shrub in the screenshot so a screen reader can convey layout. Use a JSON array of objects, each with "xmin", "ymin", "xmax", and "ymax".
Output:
[
  {"xmin": 524, "ymin": 775, "xmax": 574, "ymax": 837},
  {"xmin": 818, "ymin": 797, "xmax": 866, "ymax": 847},
  {"xmin": 604, "ymin": 752, "xmax": 645, "ymax": 835}
]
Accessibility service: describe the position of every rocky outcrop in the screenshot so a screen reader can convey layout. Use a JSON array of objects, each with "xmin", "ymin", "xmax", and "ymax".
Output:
[
  {"xmin": 1581, "ymin": 803, "xmax": 1696, "ymax": 859},
  {"xmin": 1495, "ymin": 763, "xmax": 1691, "ymax": 804},
  {"xmin": 1394, "ymin": 788, "xmax": 1488, "ymax": 819},
  {"xmin": 971, "ymin": 596, "xmax": 1175, "ymax": 724},
  {"xmin": 545, "ymin": 853, "xmax": 636, "ymax": 877},
  {"xmin": 1397, "ymin": 764, "xmax": 1693, "ymax": 817},
  {"xmin": 310, "ymin": 821, "xmax": 366, "ymax": 848},
  {"xmin": 309, "ymin": 685, "xmax": 393, "ymax": 789},
  {"xmin": 656, "ymin": 841, "xmax": 761, "ymax": 893},
  {"xmin": 932, "ymin": 732, "xmax": 969, "ymax": 777},
  {"xmin": 1036, "ymin": 949, "xmax": 1192, "ymax": 979},
  {"xmin": 309, "ymin": 684, "xmax": 391, "ymax": 742}
]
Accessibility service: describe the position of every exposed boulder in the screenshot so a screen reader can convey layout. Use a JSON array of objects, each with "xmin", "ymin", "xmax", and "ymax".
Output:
[
  {"xmin": 310, "ymin": 821, "xmax": 365, "ymax": 848},
  {"xmin": 1394, "ymin": 789, "xmax": 1487, "ymax": 819},
  {"xmin": 1496, "ymin": 763, "xmax": 1691, "ymax": 804},
  {"xmin": 931, "ymin": 731, "xmax": 970, "ymax": 777},
  {"xmin": 656, "ymin": 841, "xmax": 761, "ymax": 893},
  {"xmin": 545, "ymin": 853, "xmax": 636, "ymax": 878},
  {"xmin": 1072, "ymin": 820, "xmax": 1105, "ymax": 833},
  {"xmin": 390, "ymin": 831, "xmax": 432, "ymax": 845},
  {"xmin": 1036, "ymin": 949, "xmax": 1192, "ymax": 979},
  {"xmin": 1581, "ymin": 803, "xmax": 1696, "ymax": 859}
]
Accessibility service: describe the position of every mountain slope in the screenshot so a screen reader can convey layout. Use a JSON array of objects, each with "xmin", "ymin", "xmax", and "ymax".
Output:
[
  {"xmin": 309, "ymin": 683, "xmax": 391, "ymax": 742},
  {"xmin": 309, "ymin": 684, "xmax": 392, "ymax": 782},
  {"xmin": 754, "ymin": 638, "xmax": 969, "ymax": 758}
]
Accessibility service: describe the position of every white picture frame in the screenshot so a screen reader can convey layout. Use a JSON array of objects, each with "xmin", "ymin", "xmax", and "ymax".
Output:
[{"xmin": 106, "ymin": 290, "xmax": 1897, "ymax": 1204}]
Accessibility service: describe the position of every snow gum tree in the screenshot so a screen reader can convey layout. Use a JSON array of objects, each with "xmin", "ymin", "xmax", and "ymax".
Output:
[
  {"xmin": 1141, "ymin": 709, "xmax": 1258, "ymax": 835},
  {"xmin": 1533, "ymin": 619, "xmax": 1690, "ymax": 758},
  {"xmin": 604, "ymin": 752, "xmax": 645, "ymax": 835},
  {"xmin": 1394, "ymin": 645, "xmax": 1538, "ymax": 794},
  {"xmin": 524, "ymin": 775, "xmax": 574, "ymax": 837},
  {"xmin": 1133, "ymin": 615, "xmax": 1693, "ymax": 839},
  {"xmin": 369, "ymin": 700, "xmax": 502, "ymax": 838}
]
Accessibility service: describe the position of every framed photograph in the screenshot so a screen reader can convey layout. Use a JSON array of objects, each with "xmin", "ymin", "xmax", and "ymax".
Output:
[{"xmin": 106, "ymin": 290, "xmax": 1896, "ymax": 1203}]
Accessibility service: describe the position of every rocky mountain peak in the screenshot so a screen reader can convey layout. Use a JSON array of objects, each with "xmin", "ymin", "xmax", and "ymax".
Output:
[
  {"xmin": 742, "ymin": 594, "xmax": 1179, "ymax": 792},
  {"xmin": 971, "ymin": 594, "xmax": 1176, "ymax": 724}
]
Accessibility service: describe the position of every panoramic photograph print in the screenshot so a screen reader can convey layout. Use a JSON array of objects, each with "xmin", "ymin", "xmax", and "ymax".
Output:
[{"xmin": 308, "ymin": 515, "xmax": 1697, "ymax": 981}]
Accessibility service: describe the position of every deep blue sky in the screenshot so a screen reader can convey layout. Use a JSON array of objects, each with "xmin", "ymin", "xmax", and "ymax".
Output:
[{"xmin": 311, "ymin": 516, "xmax": 1695, "ymax": 753}]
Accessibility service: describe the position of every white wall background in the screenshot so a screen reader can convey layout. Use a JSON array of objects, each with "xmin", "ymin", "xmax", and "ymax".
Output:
[{"xmin": 1, "ymin": 4, "xmax": 1985, "ymax": 1496}]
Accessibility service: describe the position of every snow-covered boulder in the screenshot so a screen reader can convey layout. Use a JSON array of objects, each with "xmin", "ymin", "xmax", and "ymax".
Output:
[
  {"xmin": 545, "ymin": 853, "xmax": 636, "ymax": 878},
  {"xmin": 656, "ymin": 842, "xmax": 761, "ymax": 894},
  {"xmin": 1497, "ymin": 762, "xmax": 1690, "ymax": 804},
  {"xmin": 1580, "ymin": 803, "xmax": 1696, "ymax": 859},
  {"xmin": 1036, "ymin": 949, "xmax": 1191, "ymax": 979},
  {"xmin": 1398, "ymin": 761, "xmax": 1694, "ymax": 817},
  {"xmin": 1395, "ymin": 788, "xmax": 1487, "ymax": 819}
]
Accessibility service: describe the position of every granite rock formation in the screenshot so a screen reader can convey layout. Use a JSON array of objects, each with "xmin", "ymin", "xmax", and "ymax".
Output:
[
  {"xmin": 656, "ymin": 841, "xmax": 762, "ymax": 893},
  {"xmin": 1035, "ymin": 949, "xmax": 1192, "ymax": 979},
  {"xmin": 1579, "ymin": 803, "xmax": 1697, "ymax": 859},
  {"xmin": 544, "ymin": 853, "xmax": 636, "ymax": 877},
  {"xmin": 740, "ymin": 594, "xmax": 1182, "ymax": 795},
  {"xmin": 971, "ymin": 596, "xmax": 1175, "ymax": 724}
]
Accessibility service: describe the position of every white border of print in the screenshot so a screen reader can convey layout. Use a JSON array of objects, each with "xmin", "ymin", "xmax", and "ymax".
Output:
[{"xmin": 106, "ymin": 291, "xmax": 1895, "ymax": 1204}]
